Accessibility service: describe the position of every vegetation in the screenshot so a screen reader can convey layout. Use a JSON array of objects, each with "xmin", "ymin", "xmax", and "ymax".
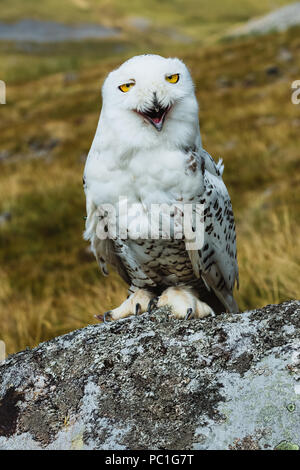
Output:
[{"xmin": 0, "ymin": 2, "xmax": 299, "ymax": 354}]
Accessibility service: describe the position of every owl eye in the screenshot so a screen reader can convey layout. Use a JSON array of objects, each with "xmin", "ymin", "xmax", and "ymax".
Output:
[
  {"xmin": 165, "ymin": 73, "xmax": 179, "ymax": 84},
  {"xmin": 119, "ymin": 82, "xmax": 135, "ymax": 93}
]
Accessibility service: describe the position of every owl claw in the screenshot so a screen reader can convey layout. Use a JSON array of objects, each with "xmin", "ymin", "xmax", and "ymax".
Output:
[
  {"xmin": 185, "ymin": 308, "xmax": 194, "ymax": 320},
  {"xmin": 96, "ymin": 290, "xmax": 157, "ymax": 322},
  {"xmin": 147, "ymin": 297, "xmax": 158, "ymax": 313},
  {"xmin": 103, "ymin": 310, "xmax": 112, "ymax": 323},
  {"xmin": 135, "ymin": 303, "xmax": 142, "ymax": 316}
]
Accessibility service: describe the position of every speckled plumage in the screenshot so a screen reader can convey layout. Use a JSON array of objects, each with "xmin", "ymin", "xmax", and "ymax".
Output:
[{"xmin": 83, "ymin": 54, "xmax": 239, "ymax": 316}]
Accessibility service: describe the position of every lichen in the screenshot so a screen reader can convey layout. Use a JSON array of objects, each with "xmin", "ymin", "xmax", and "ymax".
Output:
[
  {"xmin": 274, "ymin": 440, "xmax": 299, "ymax": 450},
  {"xmin": 0, "ymin": 300, "xmax": 299, "ymax": 450}
]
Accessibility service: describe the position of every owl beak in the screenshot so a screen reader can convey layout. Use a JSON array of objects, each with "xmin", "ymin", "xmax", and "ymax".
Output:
[{"xmin": 136, "ymin": 104, "xmax": 170, "ymax": 132}]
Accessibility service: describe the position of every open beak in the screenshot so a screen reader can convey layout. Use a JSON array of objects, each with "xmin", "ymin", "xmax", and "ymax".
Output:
[{"xmin": 136, "ymin": 104, "xmax": 170, "ymax": 132}]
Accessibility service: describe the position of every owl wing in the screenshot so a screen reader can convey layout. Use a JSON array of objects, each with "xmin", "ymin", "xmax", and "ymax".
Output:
[
  {"xmin": 186, "ymin": 148, "xmax": 239, "ymax": 313},
  {"xmin": 83, "ymin": 188, "xmax": 131, "ymax": 285},
  {"xmin": 83, "ymin": 187, "xmax": 156, "ymax": 289}
]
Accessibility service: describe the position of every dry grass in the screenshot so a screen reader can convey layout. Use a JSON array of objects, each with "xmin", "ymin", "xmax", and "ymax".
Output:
[
  {"xmin": 0, "ymin": 24, "xmax": 300, "ymax": 354},
  {"xmin": 236, "ymin": 209, "xmax": 300, "ymax": 311}
]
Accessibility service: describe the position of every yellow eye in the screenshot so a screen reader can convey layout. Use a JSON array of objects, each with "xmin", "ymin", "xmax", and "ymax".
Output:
[
  {"xmin": 119, "ymin": 82, "xmax": 135, "ymax": 93},
  {"xmin": 165, "ymin": 73, "xmax": 179, "ymax": 84}
]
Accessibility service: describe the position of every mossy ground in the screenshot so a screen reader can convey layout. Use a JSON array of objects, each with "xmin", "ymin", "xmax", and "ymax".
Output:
[{"xmin": 0, "ymin": 3, "xmax": 300, "ymax": 354}]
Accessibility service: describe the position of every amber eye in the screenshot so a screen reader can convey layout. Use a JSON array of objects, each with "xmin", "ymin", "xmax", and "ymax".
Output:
[
  {"xmin": 165, "ymin": 73, "xmax": 179, "ymax": 84},
  {"xmin": 119, "ymin": 82, "xmax": 135, "ymax": 93}
]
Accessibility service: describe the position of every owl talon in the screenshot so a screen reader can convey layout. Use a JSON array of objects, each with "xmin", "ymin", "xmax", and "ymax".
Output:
[
  {"xmin": 103, "ymin": 311, "xmax": 112, "ymax": 323},
  {"xmin": 185, "ymin": 308, "xmax": 194, "ymax": 320},
  {"xmin": 147, "ymin": 297, "xmax": 158, "ymax": 313},
  {"xmin": 135, "ymin": 303, "xmax": 142, "ymax": 316}
]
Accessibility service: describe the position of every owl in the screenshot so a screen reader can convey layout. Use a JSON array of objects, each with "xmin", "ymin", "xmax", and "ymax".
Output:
[{"xmin": 83, "ymin": 54, "xmax": 239, "ymax": 321}]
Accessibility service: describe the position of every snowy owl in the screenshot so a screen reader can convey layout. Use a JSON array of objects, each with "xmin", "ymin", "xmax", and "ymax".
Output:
[{"xmin": 83, "ymin": 54, "xmax": 239, "ymax": 321}]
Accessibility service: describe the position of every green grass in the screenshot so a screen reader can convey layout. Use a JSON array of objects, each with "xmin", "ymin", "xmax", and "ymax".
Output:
[
  {"xmin": 0, "ymin": 10, "xmax": 300, "ymax": 354},
  {"xmin": 0, "ymin": 40, "xmax": 137, "ymax": 83}
]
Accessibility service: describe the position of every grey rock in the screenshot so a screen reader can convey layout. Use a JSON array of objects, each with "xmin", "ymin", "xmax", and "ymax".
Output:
[
  {"xmin": 0, "ymin": 301, "xmax": 299, "ymax": 450},
  {"xmin": 231, "ymin": 2, "xmax": 300, "ymax": 37},
  {"xmin": 28, "ymin": 137, "xmax": 60, "ymax": 155},
  {"xmin": 0, "ymin": 212, "xmax": 11, "ymax": 226},
  {"xmin": 0, "ymin": 19, "xmax": 119, "ymax": 43},
  {"xmin": 0, "ymin": 150, "xmax": 11, "ymax": 162},
  {"xmin": 265, "ymin": 65, "xmax": 280, "ymax": 76},
  {"xmin": 277, "ymin": 47, "xmax": 293, "ymax": 63}
]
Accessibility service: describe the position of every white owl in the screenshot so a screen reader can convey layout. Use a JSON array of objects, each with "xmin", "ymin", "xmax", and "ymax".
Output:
[{"xmin": 83, "ymin": 54, "xmax": 239, "ymax": 321}]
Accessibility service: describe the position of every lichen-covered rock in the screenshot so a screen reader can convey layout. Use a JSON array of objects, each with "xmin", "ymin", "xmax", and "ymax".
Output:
[{"xmin": 0, "ymin": 301, "xmax": 299, "ymax": 450}]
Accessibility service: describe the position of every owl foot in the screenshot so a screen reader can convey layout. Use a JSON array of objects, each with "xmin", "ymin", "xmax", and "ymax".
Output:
[
  {"xmin": 157, "ymin": 286, "xmax": 214, "ymax": 319},
  {"xmin": 147, "ymin": 297, "xmax": 159, "ymax": 313},
  {"xmin": 185, "ymin": 308, "xmax": 194, "ymax": 320},
  {"xmin": 96, "ymin": 289, "xmax": 156, "ymax": 322}
]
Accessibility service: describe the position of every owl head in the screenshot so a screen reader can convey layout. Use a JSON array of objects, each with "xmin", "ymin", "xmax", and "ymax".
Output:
[{"xmin": 99, "ymin": 54, "xmax": 200, "ymax": 149}]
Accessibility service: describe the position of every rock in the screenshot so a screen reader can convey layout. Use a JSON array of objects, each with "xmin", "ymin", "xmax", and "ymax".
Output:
[
  {"xmin": 0, "ymin": 150, "xmax": 11, "ymax": 162},
  {"xmin": 27, "ymin": 137, "xmax": 60, "ymax": 156},
  {"xmin": 230, "ymin": 2, "xmax": 300, "ymax": 37},
  {"xmin": 277, "ymin": 47, "xmax": 293, "ymax": 63},
  {"xmin": 0, "ymin": 19, "xmax": 119, "ymax": 43},
  {"xmin": 0, "ymin": 301, "xmax": 299, "ymax": 450},
  {"xmin": 265, "ymin": 65, "xmax": 280, "ymax": 77},
  {"xmin": 0, "ymin": 212, "xmax": 11, "ymax": 226}
]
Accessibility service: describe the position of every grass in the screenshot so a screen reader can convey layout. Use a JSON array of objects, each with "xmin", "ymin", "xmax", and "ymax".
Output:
[
  {"xmin": 0, "ymin": 40, "xmax": 137, "ymax": 83},
  {"xmin": 0, "ymin": 18, "xmax": 300, "ymax": 354},
  {"xmin": 237, "ymin": 209, "xmax": 300, "ymax": 310}
]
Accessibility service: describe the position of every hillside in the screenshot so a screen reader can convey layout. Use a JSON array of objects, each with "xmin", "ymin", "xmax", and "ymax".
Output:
[
  {"xmin": 232, "ymin": 1, "xmax": 300, "ymax": 36},
  {"xmin": 0, "ymin": 0, "xmax": 293, "ymax": 41}
]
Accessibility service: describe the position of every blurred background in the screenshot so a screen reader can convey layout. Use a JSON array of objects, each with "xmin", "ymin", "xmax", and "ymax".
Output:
[{"xmin": 0, "ymin": 0, "xmax": 299, "ymax": 355}]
